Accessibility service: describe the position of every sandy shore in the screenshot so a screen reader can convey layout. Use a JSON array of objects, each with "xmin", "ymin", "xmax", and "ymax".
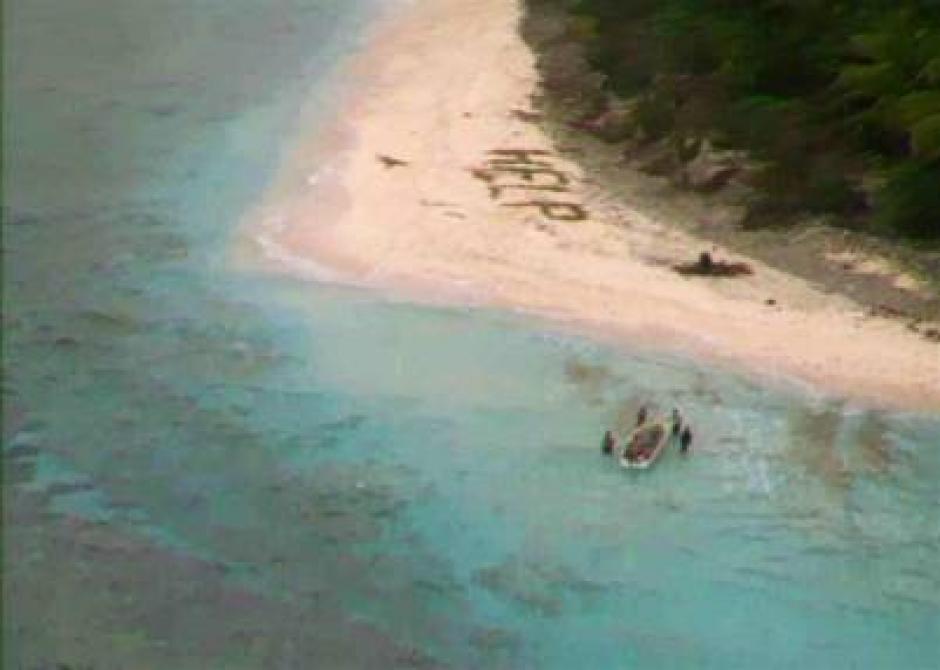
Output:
[{"xmin": 241, "ymin": 0, "xmax": 940, "ymax": 412}]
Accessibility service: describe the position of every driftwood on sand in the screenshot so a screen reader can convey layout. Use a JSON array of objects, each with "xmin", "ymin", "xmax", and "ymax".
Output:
[
  {"xmin": 510, "ymin": 108, "xmax": 542, "ymax": 122},
  {"xmin": 674, "ymin": 251, "xmax": 753, "ymax": 277},
  {"xmin": 377, "ymin": 154, "xmax": 408, "ymax": 168}
]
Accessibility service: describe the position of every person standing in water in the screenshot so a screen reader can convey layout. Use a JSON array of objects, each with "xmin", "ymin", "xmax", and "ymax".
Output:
[
  {"xmin": 601, "ymin": 429, "xmax": 615, "ymax": 456},
  {"xmin": 671, "ymin": 408, "xmax": 682, "ymax": 436},
  {"xmin": 636, "ymin": 405, "xmax": 648, "ymax": 427},
  {"xmin": 680, "ymin": 426, "xmax": 693, "ymax": 454}
]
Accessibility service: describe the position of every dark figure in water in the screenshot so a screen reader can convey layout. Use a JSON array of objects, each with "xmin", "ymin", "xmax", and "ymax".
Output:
[
  {"xmin": 680, "ymin": 426, "xmax": 693, "ymax": 454},
  {"xmin": 671, "ymin": 408, "xmax": 682, "ymax": 436},
  {"xmin": 601, "ymin": 430, "xmax": 615, "ymax": 456},
  {"xmin": 636, "ymin": 405, "xmax": 648, "ymax": 427}
]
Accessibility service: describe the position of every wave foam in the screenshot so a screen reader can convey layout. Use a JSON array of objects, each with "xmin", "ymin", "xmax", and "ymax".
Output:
[{"xmin": 253, "ymin": 216, "xmax": 344, "ymax": 284}]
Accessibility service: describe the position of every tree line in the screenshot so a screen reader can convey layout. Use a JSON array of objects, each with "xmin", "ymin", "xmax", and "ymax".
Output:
[{"xmin": 558, "ymin": 0, "xmax": 940, "ymax": 239}]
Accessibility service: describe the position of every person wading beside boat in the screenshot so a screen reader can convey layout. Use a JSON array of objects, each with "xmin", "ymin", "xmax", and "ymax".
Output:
[{"xmin": 603, "ymin": 405, "xmax": 693, "ymax": 467}]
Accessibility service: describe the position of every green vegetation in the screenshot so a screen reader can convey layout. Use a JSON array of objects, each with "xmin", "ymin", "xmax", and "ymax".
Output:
[{"xmin": 554, "ymin": 0, "xmax": 940, "ymax": 239}]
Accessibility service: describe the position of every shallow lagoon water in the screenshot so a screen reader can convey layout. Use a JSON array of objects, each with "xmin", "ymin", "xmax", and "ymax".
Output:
[{"xmin": 4, "ymin": 1, "xmax": 939, "ymax": 668}]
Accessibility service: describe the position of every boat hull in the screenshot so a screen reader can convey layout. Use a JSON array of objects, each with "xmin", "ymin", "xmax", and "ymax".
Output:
[{"xmin": 618, "ymin": 419, "xmax": 673, "ymax": 470}]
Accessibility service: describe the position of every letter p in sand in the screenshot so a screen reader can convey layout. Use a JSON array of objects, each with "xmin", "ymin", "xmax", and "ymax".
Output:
[{"xmin": 503, "ymin": 201, "xmax": 587, "ymax": 221}]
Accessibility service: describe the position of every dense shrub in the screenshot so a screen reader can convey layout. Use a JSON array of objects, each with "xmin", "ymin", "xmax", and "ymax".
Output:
[
  {"xmin": 560, "ymin": 0, "xmax": 940, "ymax": 239},
  {"xmin": 876, "ymin": 160, "xmax": 940, "ymax": 238}
]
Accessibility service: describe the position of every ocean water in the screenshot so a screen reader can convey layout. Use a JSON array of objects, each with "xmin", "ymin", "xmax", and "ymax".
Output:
[{"xmin": 4, "ymin": 1, "xmax": 939, "ymax": 668}]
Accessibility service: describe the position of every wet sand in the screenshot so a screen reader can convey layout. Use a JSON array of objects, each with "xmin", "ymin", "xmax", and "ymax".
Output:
[{"xmin": 242, "ymin": 0, "xmax": 940, "ymax": 412}]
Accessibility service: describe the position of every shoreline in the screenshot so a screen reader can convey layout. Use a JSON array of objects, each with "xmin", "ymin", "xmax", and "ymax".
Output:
[{"xmin": 238, "ymin": 0, "xmax": 940, "ymax": 413}]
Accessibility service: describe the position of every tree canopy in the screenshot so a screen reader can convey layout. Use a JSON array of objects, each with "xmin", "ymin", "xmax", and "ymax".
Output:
[{"xmin": 566, "ymin": 0, "xmax": 940, "ymax": 238}]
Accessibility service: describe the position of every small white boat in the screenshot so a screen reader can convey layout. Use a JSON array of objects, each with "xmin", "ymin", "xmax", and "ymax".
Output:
[{"xmin": 619, "ymin": 417, "xmax": 676, "ymax": 470}]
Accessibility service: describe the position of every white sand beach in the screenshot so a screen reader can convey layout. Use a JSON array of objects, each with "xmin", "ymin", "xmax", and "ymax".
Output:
[{"xmin": 242, "ymin": 0, "xmax": 940, "ymax": 411}]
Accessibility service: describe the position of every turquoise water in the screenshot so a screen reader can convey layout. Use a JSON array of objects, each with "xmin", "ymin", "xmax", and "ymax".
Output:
[{"xmin": 4, "ymin": 1, "xmax": 939, "ymax": 668}]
